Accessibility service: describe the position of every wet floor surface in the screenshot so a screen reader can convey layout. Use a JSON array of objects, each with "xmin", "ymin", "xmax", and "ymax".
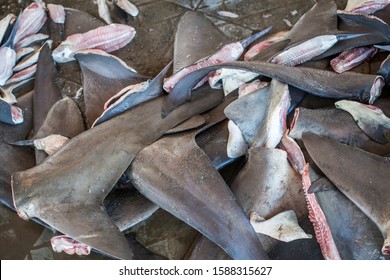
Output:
[{"xmin": 0, "ymin": 0, "xmax": 350, "ymax": 260}]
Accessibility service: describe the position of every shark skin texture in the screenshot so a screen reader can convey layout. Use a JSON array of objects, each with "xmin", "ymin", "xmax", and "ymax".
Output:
[
  {"xmin": 11, "ymin": 86, "xmax": 224, "ymax": 260},
  {"xmin": 302, "ymin": 132, "xmax": 390, "ymax": 255},
  {"xmin": 0, "ymin": 92, "xmax": 35, "ymax": 210},
  {"xmin": 126, "ymin": 93, "xmax": 268, "ymax": 260}
]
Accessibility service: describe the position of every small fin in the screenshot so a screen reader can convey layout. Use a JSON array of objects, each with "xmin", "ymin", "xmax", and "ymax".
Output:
[
  {"xmin": 240, "ymin": 26, "xmax": 272, "ymax": 49},
  {"xmin": 173, "ymin": 11, "xmax": 231, "ymax": 73},
  {"xmin": 7, "ymin": 139, "xmax": 34, "ymax": 147},
  {"xmin": 308, "ymin": 177, "xmax": 336, "ymax": 194},
  {"xmin": 146, "ymin": 61, "xmax": 172, "ymax": 96},
  {"xmin": 75, "ymin": 51, "xmax": 147, "ymax": 126},
  {"xmin": 2, "ymin": 13, "xmax": 21, "ymax": 49},
  {"xmin": 0, "ymin": 99, "xmax": 23, "ymax": 125},
  {"xmin": 335, "ymin": 33, "xmax": 368, "ymax": 41},
  {"xmin": 335, "ymin": 100, "xmax": 390, "ymax": 144},
  {"xmin": 250, "ymin": 210, "xmax": 312, "ymax": 242},
  {"xmin": 42, "ymin": 206, "xmax": 133, "ymax": 259}
]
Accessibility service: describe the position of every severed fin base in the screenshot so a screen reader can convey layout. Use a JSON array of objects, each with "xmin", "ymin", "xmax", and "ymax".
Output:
[{"xmin": 250, "ymin": 211, "xmax": 312, "ymax": 242}]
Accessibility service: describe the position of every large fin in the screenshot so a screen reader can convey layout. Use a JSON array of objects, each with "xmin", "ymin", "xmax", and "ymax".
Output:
[
  {"xmin": 315, "ymin": 11, "xmax": 390, "ymax": 60},
  {"xmin": 12, "ymin": 88, "xmax": 223, "ymax": 259},
  {"xmin": 173, "ymin": 11, "xmax": 230, "ymax": 74},
  {"xmin": 162, "ymin": 61, "xmax": 381, "ymax": 117},
  {"xmin": 33, "ymin": 97, "xmax": 85, "ymax": 164},
  {"xmin": 0, "ymin": 91, "xmax": 34, "ymax": 209},
  {"xmin": 302, "ymin": 132, "xmax": 390, "ymax": 255},
  {"xmin": 75, "ymin": 51, "xmax": 148, "ymax": 126},
  {"xmin": 224, "ymin": 79, "xmax": 289, "ymax": 148},
  {"xmin": 92, "ymin": 62, "xmax": 171, "ymax": 127},
  {"xmin": 335, "ymin": 100, "xmax": 390, "ymax": 144},
  {"xmin": 289, "ymin": 107, "xmax": 390, "ymax": 156},
  {"xmin": 128, "ymin": 126, "xmax": 267, "ymax": 259},
  {"xmin": 33, "ymin": 43, "xmax": 62, "ymax": 135},
  {"xmin": 104, "ymin": 187, "xmax": 159, "ymax": 232},
  {"xmin": 285, "ymin": 0, "xmax": 338, "ymax": 46},
  {"xmin": 312, "ymin": 173, "xmax": 388, "ymax": 259}
]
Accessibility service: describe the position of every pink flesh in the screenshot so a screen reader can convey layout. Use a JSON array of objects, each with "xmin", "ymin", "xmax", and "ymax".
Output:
[
  {"xmin": 330, "ymin": 46, "xmax": 377, "ymax": 73},
  {"xmin": 302, "ymin": 164, "xmax": 341, "ymax": 260},
  {"xmin": 11, "ymin": 105, "xmax": 23, "ymax": 123},
  {"xmin": 279, "ymin": 132, "xmax": 305, "ymax": 175},
  {"xmin": 0, "ymin": 47, "xmax": 16, "ymax": 86},
  {"xmin": 289, "ymin": 108, "xmax": 299, "ymax": 133},
  {"xmin": 275, "ymin": 88, "xmax": 290, "ymax": 140},
  {"xmin": 104, "ymin": 83, "xmax": 140, "ymax": 110},
  {"xmin": 384, "ymin": 247, "xmax": 390, "ymax": 254},
  {"xmin": 244, "ymin": 31, "xmax": 288, "ymax": 61},
  {"xmin": 163, "ymin": 42, "xmax": 244, "ymax": 92},
  {"xmin": 263, "ymin": 84, "xmax": 290, "ymax": 148},
  {"xmin": 350, "ymin": 1, "xmax": 389, "ymax": 14},
  {"xmin": 51, "ymin": 235, "xmax": 91, "ymax": 256},
  {"xmin": 271, "ymin": 35, "xmax": 337, "ymax": 66},
  {"xmin": 15, "ymin": 33, "xmax": 49, "ymax": 49},
  {"xmin": 369, "ymin": 76, "xmax": 384, "ymax": 104},
  {"xmin": 115, "ymin": 0, "xmax": 139, "ymax": 17},
  {"xmin": 64, "ymin": 24, "xmax": 136, "ymax": 53},
  {"xmin": 6, "ymin": 64, "xmax": 36, "ymax": 85},
  {"xmin": 238, "ymin": 80, "xmax": 268, "ymax": 97},
  {"xmin": 35, "ymin": 135, "xmax": 70, "ymax": 156},
  {"xmin": 47, "ymin": 4, "xmax": 66, "ymax": 24},
  {"xmin": 16, "ymin": 47, "xmax": 34, "ymax": 61},
  {"xmin": 14, "ymin": 3, "xmax": 47, "ymax": 44},
  {"xmin": 361, "ymin": 103, "xmax": 384, "ymax": 114},
  {"xmin": 244, "ymin": 41, "xmax": 274, "ymax": 61}
]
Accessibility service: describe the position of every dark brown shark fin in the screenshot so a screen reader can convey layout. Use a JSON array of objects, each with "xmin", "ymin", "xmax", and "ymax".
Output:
[
  {"xmin": 286, "ymin": 0, "xmax": 338, "ymax": 45},
  {"xmin": 162, "ymin": 61, "xmax": 381, "ymax": 117},
  {"xmin": 33, "ymin": 43, "xmax": 62, "ymax": 134},
  {"xmin": 63, "ymin": 8, "xmax": 105, "ymax": 37},
  {"xmin": 302, "ymin": 132, "xmax": 390, "ymax": 255},
  {"xmin": 335, "ymin": 100, "xmax": 390, "ymax": 144},
  {"xmin": 308, "ymin": 176, "xmax": 335, "ymax": 194},
  {"xmin": 39, "ymin": 205, "xmax": 133, "ymax": 259},
  {"xmin": 312, "ymin": 171, "xmax": 387, "ymax": 260},
  {"xmin": 224, "ymin": 85, "xmax": 269, "ymax": 145},
  {"xmin": 33, "ymin": 97, "xmax": 85, "ymax": 164},
  {"xmin": 165, "ymin": 115, "xmax": 206, "ymax": 135},
  {"xmin": 315, "ymin": 12, "xmax": 390, "ymax": 60},
  {"xmin": 145, "ymin": 61, "xmax": 172, "ymax": 97},
  {"xmin": 0, "ymin": 91, "xmax": 35, "ymax": 209},
  {"xmin": 35, "ymin": 97, "xmax": 85, "ymax": 140},
  {"xmin": 7, "ymin": 139, "xmax": 34, "ymax": 147},
  {"xmin": 75, "ymin": 51, "xmax": 148, "ymax": 126},
  {"xmin": 173, "ymin": 11, "xmax": 230, "ymax": 73},
  {"xmin": 128, "ymin": 133, "xmax": 268, "ymax": 260}
]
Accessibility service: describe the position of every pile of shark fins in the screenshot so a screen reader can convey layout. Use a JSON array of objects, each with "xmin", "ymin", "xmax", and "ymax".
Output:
[{"xmin": 1, "ymin": 0, "xmax": 390, "ymax": 260}]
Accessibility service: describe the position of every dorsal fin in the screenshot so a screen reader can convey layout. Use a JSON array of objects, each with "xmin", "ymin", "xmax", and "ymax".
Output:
[
  {"xmin": 75, "ymin": 51, "xmax": 147, "ymax": 126},
  {"xmin": 303, "ymin": 132, "xmax": 390, "ymax": 255},
  {"xmin": 173, "ymin": 11, "xmax": 230, "ymax": 73}
]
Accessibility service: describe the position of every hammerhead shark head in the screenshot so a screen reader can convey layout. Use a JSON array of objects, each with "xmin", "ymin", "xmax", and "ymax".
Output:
[{"xmin": 303, "ymin": 132, "xmax": 390, "ymax": 255}]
